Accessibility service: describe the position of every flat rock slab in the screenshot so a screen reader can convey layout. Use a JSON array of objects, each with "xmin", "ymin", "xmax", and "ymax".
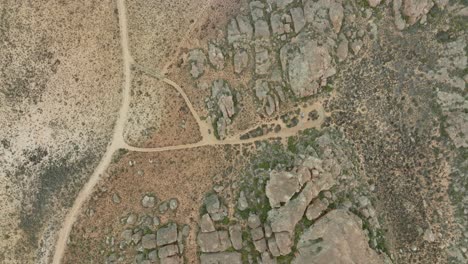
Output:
[
  {"xmin": 157, "ymin": 223, "xmax": 178, "ymax": 246},
  {"xmin": 293, "ymin": 209, "xmax": 386, "ymax": 264}
]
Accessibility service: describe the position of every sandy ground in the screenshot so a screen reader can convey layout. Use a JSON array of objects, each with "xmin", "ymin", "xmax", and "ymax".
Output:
[{"xmin": 0, "ymin": 0, "xmax": 122, "ymax": 263}]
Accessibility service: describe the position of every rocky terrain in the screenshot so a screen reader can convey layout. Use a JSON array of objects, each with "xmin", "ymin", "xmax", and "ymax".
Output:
[{"xmin": 0, "ymin": 0, "xmax": 466, "ymax": 264}]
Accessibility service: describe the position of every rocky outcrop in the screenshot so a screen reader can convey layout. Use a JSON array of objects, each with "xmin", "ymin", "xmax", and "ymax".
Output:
[
  {"xmin": 210, "ymin": 80, "xmax": 236, "ymax": 139},
  {"xmin": 266, "ymin": 170, "xmax": 302, "ymax": 208},
  {"xmin": 188, "ymin": 49, "xmax": 207, "ymax": 79},
  {"xmin": 280, "ymin": 34, "xmax": 335, "ymax": 97}
]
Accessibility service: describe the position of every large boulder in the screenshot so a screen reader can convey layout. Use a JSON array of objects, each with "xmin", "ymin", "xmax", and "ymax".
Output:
[
  {"xmin": 292, "ymin": 209, "xmax": 386, "ymax": 264},
  {"xmin": 200, "ymin": 214, "xmax": 216, "ymax": 233},
  {"xmin": 229, "ymin": 225, "xmax": 243, "ymax": 250},
  {"xmin": 141, "ymin": 234, "xmax": 157, "ymax": 249},
  {"xmin": 157, "ymin": 223, "xmax": 178, "ymax": 246},
  {"xmin": 280, "ymin": 35, "xmax": 335, "ymax": 98},
  {"xmin": 267, "ymin": 165, "xmax": 336, "ymax": 234},
  {"xmin": 266, "ymin": 170, "xmax": 302, "ymax": 208}
]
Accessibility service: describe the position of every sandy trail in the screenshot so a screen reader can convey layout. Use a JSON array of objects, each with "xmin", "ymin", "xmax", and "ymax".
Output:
[
  {"xmin": 126, "ymin": 102, "xmax": 326, "ymax": 152},
  {"xmin": 52, "ymin": 0, "xmax": 133, "ymax": 262},
  {"xmin": 52, "ymin": 0, "xmax": 326, "ymax": 262}
]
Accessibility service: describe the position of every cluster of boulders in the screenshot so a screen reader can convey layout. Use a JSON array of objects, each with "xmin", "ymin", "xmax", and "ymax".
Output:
[
  {"xmin": 254, "ymin": 79, "xmax": 285, "ymax": 117},
  {"xmin": 206, "ymin": 79, "xmax": 237, "ymax": 139},
  {"xmin": 197, "ymin": 193, "xmax": 242, "ymax": 264},
  {"xmin": 106, "ymin": 194, "xmax": 186, "ymax": 264},
  {"xmin": 193, "ymin": 131, "xmax": 390, "ymax": 263},
  {"xmin": 188, "ymin": 49, "xmax": 207, "ymax": 79}
]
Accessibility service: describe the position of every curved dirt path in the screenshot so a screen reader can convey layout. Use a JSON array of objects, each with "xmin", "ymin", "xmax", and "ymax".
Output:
[
  {"xmin": 52, "ymin": 0, "xmax": 133, "ymax": 263},
  {"xmin": 131, "ymin": 64, "xmax": 214, "ymax": 141}
]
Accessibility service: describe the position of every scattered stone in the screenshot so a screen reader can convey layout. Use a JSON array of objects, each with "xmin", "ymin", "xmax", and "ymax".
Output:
[
  {"xmin": 141, "ymin": 215, "xmax": 153, "ymax": 226},
  {"xmin": 159, "ymin": 201, "xmax": 169, "ymax": 214},
  {"xmin": 368, "ymin": 0, "xmax": 382, "ymax": 7},
  {"xmin": 237, "ymin": 15, "xmax": 253, "ymax": 40},
  {"xmin": 305, "ymin": 199, "xmax": 329, "ymax": 221},
  {"xmin": 121, "ymin": 229, "xmax": 132, "ymax": 243},
  {"xmin": 200, "ymin": 252, "xmax": 242, "ymax": 264},
  {"xmin": 350, "ymin": 40, "xmax": 363, "ymax": 55},
  {"xmin": 358, "ymin": 196, "xmax": 370, "ymax": 208},
  {"xmin": 182, "ymin": 225, "xmax": 190, "ymax": 237},
  {"xmin": 127, "ymin": 213, "xmax": 138, "ymax": 225},
  {"xmin": 142, "ymin": 234, "xmax": 157, "ymax": 249},
  {"xmin": 290, "ymin": 7, "xmax": 306, "ymax": 33},
  {"xmin": 251, "ymin": 227, "xmax": 264, "ymax": 241},
  {"xmin": 208, "ymin": 43, "xmax": 225, "ymax": 70},
  {"xmin": 267, "ymin": 237, "xmax": 281, "ymax": 257},
  {"xmin": 148, "ymin": 250, "xmax": 158, "ymax": 261},
  {"xmin": 248, "ymin": 214, "xmax": 262, "ymax": 229},
  {"xmin": 237, "ymin": 191, "xmax": 249, "ymax": 211},
  {"xmin": 423, "ymin": 229, "xmax": 435, "ymax": 242},
  {"xmin": 253, "ymin": 238, "xmax": 268, "ymax": 253},
  {"xmin": 229, "ymin": 225, "xmax": 243, "ymax": 250},
  {"xmin": 327, "ymin": 6, "xmax": 343, "ymax": 33},
  {"xmin": 255, "ymin": 47, "xmax": 271, "ymax": 75},
  {"xmin": 200, "ymin": 214, "xmax": 216, "ymax": 233},
  {"xmin": 233, "ymin": 49, "xmax": 249, "ymax": 74},
  {"xmin": 337, "ymin": 39, "xmax": 349, "ymax": 62},
  {"xmin": 158, "ymin": 244, "xmax": 179, "ymax": 258},
  {"xmin": 213, "ymin": 185, "xmax": 224, "ymax": 193},
  {"xmin": 112, "ymin": 193, "xmax": 121, "ymax": 204},
  {"xmin": 153, "ymin": 216, "xmax": 160, "ymax": 227},
  {"xmin": 157, "ymin": 223, "xmax": 178, "ymax": 246},
  {"xmin": 218, "ymin": 230, "xmax": 232, "ymax": 251},
  {"xmin": 188, "ymin": 49, "xmax": 207, "ymax": 78},
  {"xmin": 266, "ymin": 170, "xmax": 301, "ymax": 208},
  {"xmin": 271, "ymin": 13, "xmax": 285, "ymax": 35},
  {"xmin": 227, "ymin": 19, "xmax": 242, "ymax": 45},
  {"xmin": 169, "ymin": 198, "xmax": 179, "ymax": 210},
  {"xmin": 132, "ymin": 230, "xmax": 143, "ymax": 245},
  {"xmin": 142, "ymin": 195, "xmax": 156, "ymax": 208},
  {"xmin": 204, "ymin": 193, "xmax": 227, "ymax": 221},
  {"xmin": 275, "ymin": 232, "xmax": 292, "ymax": 256},
  {"xmin": 197, "ymin": 232, "xmax": 221, "ymax": 253}
]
